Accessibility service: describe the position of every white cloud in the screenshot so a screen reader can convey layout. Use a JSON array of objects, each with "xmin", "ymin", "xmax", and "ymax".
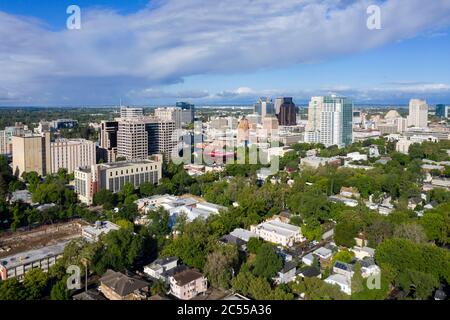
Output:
[{"xmin": 0, "ymin": 0, "xmax": 450, "ymax": 104}]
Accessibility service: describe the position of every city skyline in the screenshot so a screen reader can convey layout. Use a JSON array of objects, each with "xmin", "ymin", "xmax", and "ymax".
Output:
[{"xmin": 0, "ymin": 0, "xmax": 450, "ymax": 106}]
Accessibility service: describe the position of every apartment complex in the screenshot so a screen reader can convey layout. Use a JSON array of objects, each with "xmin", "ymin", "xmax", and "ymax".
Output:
[
  {"xmin": 74, "ymin": 156, "xmax": 162, "ymax": 205},
  {"xmin": 250, "ymin": 218, "xmax": 305, "ymax": 247},
  {"xmin": 50, "ymin": 138, "xmax": 96, "ymax": 174},
  {"xmin": 305, "ymin": 95, "xmax": 353, "ymax": 147},
  {"xmin": 0, "ymin": 125, "xmax": 28, "ymax": 155},
  {"xmin": 169, "ymin": 269, "xmax": 208, "ymax": 300},
  {"xmin": 12, "ymin": 132, "xmax": 51, "ymax": 177}
]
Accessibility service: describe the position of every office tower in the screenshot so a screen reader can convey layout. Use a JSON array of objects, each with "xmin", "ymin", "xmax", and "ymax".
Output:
[
  {"xmin": 277, "ymin": 97, "xmax": 297, "ymax": 126},
  {"xmin": 307, "ymin": 96, "xmax": 324, "ymax": 131},
  {"xmin": 176, "ymin": 102, "xmax": 195, "ymax": 125},
  {"xmin": 254, "ymin": 97, "xmax": 275, "ymax": 118},
  {"xmin": 237, "ymin": 116, "xmax": 250, "ymax": 146},
  {"xmin": 50, "ymin": 138, "xmax": 96, "ymax": 174},
  {"xmin": 155, "ymin": 107, "xmax": 182, "ymax": 129},
  {"xmin": 12, "ymin": 132, "xmax": 51, "ymax": 177},
  {"xmin": 145, "ymin": 120, "xmax": 177, "ymax": 160},
  {"xmin": 319, "ymin": 96, "xmax": 353, "ymax": 147},
  {"xmin": 74, "ymin": 156, "xmax": 162, "ymax": 205},
  {"xmin": 275, "ymin": 97, "xmax": 283, "ymax": 115},
  {"xmin": 436, "ymin": 104, "xmax": 449, "ymax": 118},
  {"xmin": 407, "ymin": 99, "xmax": 428, "ymax": 128},
  {"xmin": 99, "ymin": 120, "xmax": 119, "ymax": 162},
  {"xmin": 120, "ymin": 106, "xmax": 144, "ymax": 119},
  {"xmin": 117, "ymin": 119, "xmax": 148, "ymax": 161}
]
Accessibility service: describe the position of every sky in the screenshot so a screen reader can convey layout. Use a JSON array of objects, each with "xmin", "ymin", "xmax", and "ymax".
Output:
[{"xmin": 0, "ymin": 0, "xmax": 450, "ymax": 106}]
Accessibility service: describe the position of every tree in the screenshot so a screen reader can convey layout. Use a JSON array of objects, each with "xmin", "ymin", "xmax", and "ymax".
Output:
[
  {"xmin": 232, "ymin": 268, "xmax": 253, "ymax": 296},
  {"xmin": 118, "ymin": 183, "xmax": 135, "ymax": 203},
  {"xmin": 248, "ymin": 276, "xmax": 272, "ymax": 300},
  {"xmin": 331, "ymin": 249, "xmax": 354, "ymax": 266},
  {"xmin": 247, "ymin": 237, "xmax": 264, "ymax": 254},
  {"xmin": 334, "ymin": 220, "xmax": 359, "ymax": 248},
  {"xmin": 398, "ymin": 270, "xmax": 439, "ymax": 300},
  {"xmin": 23, "ymin": 269, "xmax": 49, "ymax": 300},
  {"xmin": 290, "ymin": 277, "xmax": 349, "ymax": 300},
  {"xmin": 0, "ymin": 278, "xmax": 26, "ymax": 300},
  {"xmin": 420, "ymin": 211, "xmax": 448, "ymax": 244},
  {"xmin": 366, "ymin": 219, "xmax": 394, "ymax": 247},
  {"xmin": 50, "ymin": 278, "xmax": 70, "ymax": 300},
  {"xmin": 146, "ymin": 208, "xmax": 171, "ymax": 249},
  {"xmin": 204, "ymin": 245, "xmax": 239, "ymax": 289},
  {"xmin": 139, "ymin": 182, "xmax": 155, "ymax": 197},
  {"xmin": 93, "ymin": 189, "xmax": 116, "ymax": 209},
  {"xmin": 253, "ymin": 244, "xmax": 282, "ymax": 279},
  {"xmin": 91, "ymin": 229, "xmax": 145, "ymax": 274},
  {"xmin": 375, "ymin": 238, "xmax": 450, "ymax": 284},
  {"xmin": 393, "ymin": 222, "xmax": 427, "ymax": 244}
]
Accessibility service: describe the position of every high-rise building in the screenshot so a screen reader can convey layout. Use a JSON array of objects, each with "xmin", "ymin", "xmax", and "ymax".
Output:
[
  {"xmin": 155, "ymin": 107, "xmax": 182, "ymax": 129},
  {"xmin": 436, "ymin": 104, "xmax": 449, "ymax": 119},
  {"xmin": 407, "ymin": 99, "xmax": 428, "ymax": 128},
  {"xmin": 145, "ymin": 120, "xmax": 177, "ymax": 160},
  {"xmin": 120, "ymin": 106, "xmax": 144, "ymax": 119},
  {"xmin": 99, "ymin": 121, "xmax": 119, "ymax": 163},
  {"xmin": 117, "ymin": 119, "xmax": 148, "ymax": 161},
  {"xmin": 12, "ymin": 132, "xmax": 51, "ymax": 177},
  {"xmin": 307, "ymin": 96, "xmax": 324, "ymax": 131},
  {"xmin": 50, "ymin": 139, "xmax": 96, "ymax": 174},
  {"xmin": 176, "ymin": 102, "xmax": 195, "ymax": 125},
  {"xmin": 74, "ymin": 156, "xmax": 162, "ymax": 205},
  {"xmin": 319, "ymin": 96, "xmax": 353, "ymax": 147},
  {"xmin": 306, "ymin": 96, "xmax": 353, "ymax": 147},
  {"xmin": 277, "ymin": 97, "xmax": 297, "ymax": 126},
  {"xmin": 275, "ymin": 98, "xmax": 283, "ymax": 115},
  {"xmin": 254, "ymin": 97, "xmax": 275, "ymax": 118}
]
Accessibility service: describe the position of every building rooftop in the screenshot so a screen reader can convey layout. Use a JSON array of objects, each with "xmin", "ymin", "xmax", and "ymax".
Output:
[
  {"xmin": 254, "ymin": 220, "xmax": 300, "ymax": 237},
  {"xmin": 230, "ymin": 228, "xmax": 258, "ymax": 242},
  {"xmin": 100, "ymin": 270, "xmax": 149, "ymax": 297},
  {"xmin": 0, "ymin": 241, "xmax": 69, "ymax": 270},
  {"xmin": 171, "ymin": 269, "xmax": 204, "ymax": 287}
]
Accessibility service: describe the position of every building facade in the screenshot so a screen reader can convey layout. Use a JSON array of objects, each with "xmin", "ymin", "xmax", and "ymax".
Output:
[
  {"xmin": 117, "ymin": 119, "xmax": 148, "ymax": 161},
  {"xmin": 176, "ymin": 102, "xmax": 195, "ymax": 125},
  {"xmin": 74, "ymin": 156, "xmax": 162, "ymax": 205},
  {"xmin": 99, "ymin": 120, "xmax": 119, "ymax": 162},
  {"xmin": 50, "ymin": 139, "xmax": 96, "ymax": 174},
  {"xmin": 155, "ymin": 107, "xmax": 182, "ymax": 129},
  {"xmin": 12, "ymin": 132, "xmax": 51, "ymax": 177},
  {"xmin": 407, "ymin": 99, "xmax": 428, "ymax": 128},
  {"xmin": 254, "ymin": 97, "xmax": 275, "ymax": 118},
  {"xmin": 277, "ymin": 97, "xmax": 296, "ymax": 126}
]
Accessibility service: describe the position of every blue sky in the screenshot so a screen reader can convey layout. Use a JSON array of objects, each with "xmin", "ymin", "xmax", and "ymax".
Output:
[{"xmin": 1, "ymin": 0, "xmax": 450, "ymax": 106}]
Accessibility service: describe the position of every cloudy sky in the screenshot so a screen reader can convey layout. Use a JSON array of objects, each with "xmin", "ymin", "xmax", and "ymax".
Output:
[{"xmin": 0, "ymin": 0, "xmax": 450, "ymax": 106}]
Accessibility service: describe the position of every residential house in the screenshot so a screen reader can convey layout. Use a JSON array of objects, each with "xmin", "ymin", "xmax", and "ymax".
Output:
[
  {"xmin": 169, "ymin": 269, "xmax": 208, "ymax": 300},
  {"xmin": 143, "ymin": 257, "xmax": 180, "ymax": 282},
  {"xmin": 274, "ymin": 261, "xmax": 297, "ymax": 284},
  {"xmin": 324, "ymin": 274, "xmax": 351, "ymax": 295},
  {"xmin": 297, "ymin": 266, "xmax": 321, "ymax": 279},
  {"xmin": 99, "ymin": 270, "xmax": 150, "ymax": 300},
  {"xmin": 333, "ymin": 261, "xmax": 354, "ymax": 279},
  {"xmin": 250, "ymin": 218, "xmax": 304, "ymax": 247}
]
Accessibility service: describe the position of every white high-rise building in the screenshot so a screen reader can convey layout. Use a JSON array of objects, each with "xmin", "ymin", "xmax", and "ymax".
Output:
[
  {"xmin": 306, "ymin": 96, "xmax": 353, "ymax": 148},
  {"xmin": 50, "ymin": 139, "xmax": 96, "ymax": 174},
  {"xmin": 155, "ymin": 107, "xmax": 182, "ymax": 129},
  {"xmin": 407, "ymin": 99, "xmax": 428, "ymax": 128},
  {"xmin": 307, "ymin": 96, "xmax": 324, "ymax": 131}
]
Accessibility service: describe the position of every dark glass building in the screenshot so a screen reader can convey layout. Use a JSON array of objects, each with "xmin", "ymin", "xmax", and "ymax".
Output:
[{"xmin": 277, "ymin": 97, "xmax": 297, "ymax": 126}]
